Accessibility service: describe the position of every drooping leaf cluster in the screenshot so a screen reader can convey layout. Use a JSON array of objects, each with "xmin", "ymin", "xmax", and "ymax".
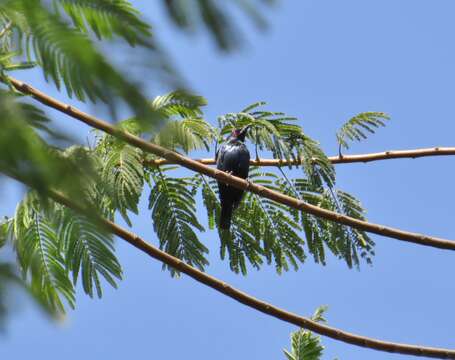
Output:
[
  {"xmin": 100, "ymin": 97, "xmax": 374, "ymax": 277},
  {"xmin": 200, "ymin": 168, "xmax": 373, "ymax": 275},
  {"xmin": 8, "ymin": 188, "xmax": 121, "ymax": 314},
  {"xmin": 0, "ymin": 0, "xmax": 276, "ymax": 122},
  {"xmin": 0, "ymin": 0, "xmax": 386, "ymax": 319},
  {"xmin": 0, "ymin": 0, "xmax": 171, "ymax": 124},
  {"xmin": 0, "ymin": 74, "xmax": 381, "ymax": 317}
]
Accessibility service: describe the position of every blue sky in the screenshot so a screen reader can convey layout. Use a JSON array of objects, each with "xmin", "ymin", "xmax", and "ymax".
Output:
[{"xmin": 2, "ymin": 1, "xmax": 455, "ymax": 359}]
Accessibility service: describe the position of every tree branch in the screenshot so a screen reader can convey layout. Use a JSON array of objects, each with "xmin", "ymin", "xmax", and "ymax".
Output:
[
  {"xmin": 145, "ymin": 147, "xmax": 455, "ymax": 166},
  {"xmin": 8, "ymin": 76, "xmax": 455, "ymax": 251},
  {"xmin": 7, "ymin": 172, "xmax": 455, "ymax": 359}
]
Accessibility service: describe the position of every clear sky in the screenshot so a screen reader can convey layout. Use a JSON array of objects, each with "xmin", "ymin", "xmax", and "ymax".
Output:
[{"xmin": 2, "ymin": 1, "xmax": 455, "ymax": 359}]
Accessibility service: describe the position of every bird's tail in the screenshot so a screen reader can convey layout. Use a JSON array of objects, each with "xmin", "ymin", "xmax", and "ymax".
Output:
[{"xmin": 220, "ymin": 202, "xmax": 233, "ymax": 230}]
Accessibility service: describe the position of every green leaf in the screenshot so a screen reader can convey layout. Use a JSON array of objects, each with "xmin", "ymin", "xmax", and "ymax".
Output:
[
  {"xmin": 59, "ymin": 209, "xmax": 122, "ymax": 298},
  {"xmin": 153, "ymin": 118, "xmax": 215, "ymax": 153},
  {"xmin": 151, "ymin": 91, "xmax": 208, "ymax": 119},
  {"xmin": 1, "ymin": 0, "xmax": 159, "ymax": 121},
  {"xmin": 14, "ymin": 195, "xmax": 75, "ymax": 313},
  {"xmin": 290, "ymin": 179, "xmax": 374, "ymax": 268},
  {"xmin": 0, "ymin": 262, "xmax": 61, "ymax": 327},
  {"xmin": 0, "ymin": 217, "xmax": 11, "ymax": 248},
  {"xmin": 200, "ymin": 175, "xmax": 263, "ymax": 275},
  {"xmin": 244, "ymin": 170, "xmax": 306, "ymax": 273},
  {"xmin": 0, "ymin": 90, "xmax": 91, "ymax": 195},
  {"xmin": 219, "ymin": 102, "xmax": 335, "ymax": 188},
  {"xmin": 56, "ymin": 0, "xmax": 151, "ymax": 45},
  {"xmin": 100, "ymin": 144, "xmax": 144, "ymax": 226},
  {"xmin": 283, "ymin": 328, "xmax": 325, "ymax": 360},
  {"xmin": 149, "ymin": 169, "xmax": 208, "ymax": 276},
  {"xmin": 337, "ymin": 112, "xmax": 390, "ymax": 151},
  {"xmin": 311, "ymin": 305, "xmax": 328, "ymax": 323},
  {"xmin": 162, "ymin": 0, "xmax": 271, "ymax": 50}
]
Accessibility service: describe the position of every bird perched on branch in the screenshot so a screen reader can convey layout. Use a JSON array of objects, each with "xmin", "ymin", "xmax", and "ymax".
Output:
[{"xmin": 216, "ymin": 125, "xmax": 251, "ymax": 230}]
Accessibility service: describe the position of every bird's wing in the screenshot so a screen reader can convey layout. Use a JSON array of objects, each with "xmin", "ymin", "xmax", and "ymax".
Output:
[{"xmin": 215, "ymin": 143, "xmax": 226, "ymax": 168}]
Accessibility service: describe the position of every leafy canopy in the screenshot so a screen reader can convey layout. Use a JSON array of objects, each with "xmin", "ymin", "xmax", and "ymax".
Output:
[{"xmin": 0, "ymin": 2, "xmax": 389, "ymax": 344}]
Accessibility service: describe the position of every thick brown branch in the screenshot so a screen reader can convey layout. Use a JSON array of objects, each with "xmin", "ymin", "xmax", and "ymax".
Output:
[
  {"xmin": 8, "ymin": 172, "xmax": 455, "ymax": 359},
  {"xmin": 8, "ymin": 76, "xmax": 455, "ymax": 251},
  {"xmin": 146, "ymin": 147, "xmax": 455, "ymax": 167}
]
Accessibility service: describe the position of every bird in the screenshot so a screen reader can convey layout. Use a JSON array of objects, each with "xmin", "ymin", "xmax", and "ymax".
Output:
[{"xmin": 215, "ymin": 125, "xmax": 251, "ymax": 230}]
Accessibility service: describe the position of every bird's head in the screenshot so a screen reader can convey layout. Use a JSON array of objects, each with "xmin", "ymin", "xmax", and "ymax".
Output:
[{"xmin": 231, "ymin": 124, "xmax": 252, "ymax": 142}]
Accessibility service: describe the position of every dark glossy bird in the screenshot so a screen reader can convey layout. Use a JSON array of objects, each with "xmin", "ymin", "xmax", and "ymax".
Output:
[{"xmin": 216, "ymin": 125, "xmax": 251, "ymax": 230}]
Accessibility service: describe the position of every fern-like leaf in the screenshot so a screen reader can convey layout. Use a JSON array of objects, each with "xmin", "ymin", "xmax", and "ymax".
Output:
[
  {"xmin": 219, "ymin": 102, "xmax": 335, "ymax": 188},
  {"xmin": 243, "ymin": 170, "xmax": 305, "ymax": 273},
  {"xmin": 56, "ymin": 0, "xmax": 151, "ymax": 45},
  {"xmin": 153, "ymin": 118, "xmax": 215, "ymax": 153},
  {"xmin": 100, "ymin": 144, "xmax": 144, "ymax": 226},
  {"xmin": 149, "ymin": 169, "xmax": 208, "ymax": 276},
  {"xmin": 1, "ymin": 0, "xmax": 155, "ymax": 117},
  {"xmin": 59, "ymin": 209, "xmax": 122, "ymax": 298},
  {"xmin": 200, "ymin": 175, "xmax": 263, "ymax": 274},
  {"xmin": 290, "ymin": 179, "xmax": 374, "ymax": 267},
  {"xmin": 337, "ymin": 112, "xmax": 390, "ymax": 152},
  {"xmin": 283, "ymin": 330, "xmax": 324, "ymax": 360},
  {"xmin": 151, "ymin": 91, "xmax": 207, "ymax": 119},
  {"xmin": 14, "ymin": 199, "xmax": 75, "ymax": 313}
]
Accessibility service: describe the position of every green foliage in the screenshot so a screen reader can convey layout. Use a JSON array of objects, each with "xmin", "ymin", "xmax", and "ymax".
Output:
[
  {"xmin": 0, "ymin": 217, "xmax": 10, "ymax": 248},
  {"xmin": 148, "ymin": 168, "xmax": 208, "ymax": 276},
  {"xmin": 0, "ymin": 1, "xmax": 383, "ymax": 345},
  {"xmin": 0, "ymin": 69, "xmax": 378, "ymax": 313},
  {"xmin": 200, "ymin": 175, "xmax": 264, "ymax": 274},
  {"xmin": 100, "ymin": 144, "xmax": 144, "ymax": 226},
  {"xmin": 219, "ymin": 102, "xmax": 336, "ymax": 188},
  {"xmin": 59, "ymin": 209, "xmax": 121, "ymax": 298},
  {"xmin": 0, "ymin": 90, "xmax": 94, "ymax": 196},
  {"xmin": 0, "ymin": 263, "xmax": 18, "ymax": 330},
  {"xmin": 56, "ymin": 0, "xmax": 152, "ymax": 45},
  {"xmin": 284, "ymin": 329, "xmax": 324, "ymax": 360},
  {"xmin": 0, "ymin": 0, "xmax": 171, "ymax": 126},
  {"xmin": 337, "ymin": 112, "xmax": 390, "ymax": 152},
  {"xmin": 199, "ymin": 169, "xmax": 371, "ymax": 274},
  {"xmin": 283, "ymin": 306, "xmax": 328, "ymax": 360},
  {"xmin": 0, "ymin": 261, "xmax": 63, "ymax": 329},
  {"xmin": 162, "ymin": 0, "xmax": 272, "ymax": 50},
  {"xmin": 151, "ymin": 91, "xmax": 215, "ymax": 153},
  {"xmin": 151, "ymin": 91, "xmax": 208, "ymax": 119},
  {"xmin": 242, "ymin": 170, "xmax": 306, "ymax": 273},
  {"xmin": 290, "ymin": 179, "xmax": 374, "ymax": 268},
  {"xmin": 154, "ymin": 117, "xmax": 215, "ymax": 153},
  {"xmin": 8, "ymin": 191, "xmax": 122, "ymax": 313},
  {"xmin": 14, "ymin": 195, "xmax": 76, "ymax": 313},
  {"xmin": 311, "ymin": 305, "xmax": 329, "ymax": 324}
]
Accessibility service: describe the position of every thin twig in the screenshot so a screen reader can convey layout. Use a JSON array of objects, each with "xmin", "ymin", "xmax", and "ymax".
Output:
[
  {"xmin": 7, "ymin": 76, "xmax": 455, "ymax": 251},
  {"xmin": 7, "ymin": 172, "xmax": 455, "ymax": 359},
  {"xmin": 145, "ymin": 147, "xmax": 455, "ymax": 166}
]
